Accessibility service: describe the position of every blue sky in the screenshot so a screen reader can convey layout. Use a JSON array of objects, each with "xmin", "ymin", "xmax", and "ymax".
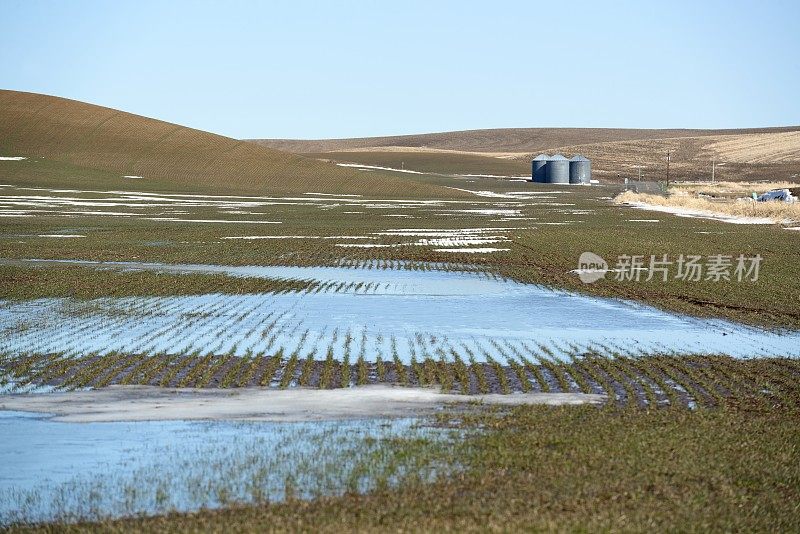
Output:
[{"xmin": 2, "ymin": 0, "xmax": 799, "ymax": 139}]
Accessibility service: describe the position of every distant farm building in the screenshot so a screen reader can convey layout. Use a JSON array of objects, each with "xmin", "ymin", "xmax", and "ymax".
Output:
[{"xmin": 531, "ymin": 154, "xmax": 592, "ymax": 184}]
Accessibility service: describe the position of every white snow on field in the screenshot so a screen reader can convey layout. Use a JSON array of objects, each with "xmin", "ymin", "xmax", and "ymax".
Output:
[
  {"xmin": 336, "ymin": 163, "xmax": 426, "ymax": 175},
  {"xmin": 445, "ymin": 187, "xmax": 517, "ymax": 199},
  {"xmin": 446, "ymin": 187, "xmax": 574, "ymax": 200},
  {"xmin": 456, "ymin": 174, "xmax": 531, "ymax": 179},
  {"xmin": 222, "ymin": 235, "xmax": 317, "ymax": 240},
  {"xmin": 0, "ymin": 156, "xmax": 27, "ymax": 161},
  {"xmin": 122, "ymin": 175, "xmax": 143, "ymax": 179},
  {"xmin": 433, "ymin": 247, "xmax": 510, "ymax": 253},
  {"xmin": 416, "ymin": 237, "xmax": 507, "ymax": 247},
  {"xmin": 36, "ymin": 234, "xmax": 86, "ymax": 238},
  {"xmin": 628, "ymin": 219, "xmax": 661, "ymax": 223},
  {"xmin": 223, "ymin": 235, "xmax": 379, "ymax": 241},
  {"xmin": 622, "ymin": 201, "xmax": 780, "ymax": 225},
  {"xmin": 375, "ymin": 231, "xmax": 507, "ymax": 238},
  {"xmin": 448, "ymin": 209, "xmax": 522, "ymax": 216},
  {"xmin": 786, "ymin": 227, "xmax": 800, "ymax": 231},
  {"xmin": 144, "ymin": 218, "xmax": 282, "ymax": 224},
  {"xmin": 303, "ymin": 192, "xmax": 362, "ymax": 198},
  {"xmin": 504, "ymin": 191, "xmax": 572, "ymax": 196},
  {"xmin": 335, "ymin": 243, "xmax": 401, "ymax": 248}
]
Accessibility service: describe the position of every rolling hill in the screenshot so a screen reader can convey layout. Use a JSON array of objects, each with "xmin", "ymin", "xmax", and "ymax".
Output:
[
  {"xmin": 0, "ymin": 90, "xmax": 460, "ymax": 198},
  {"xmin": 253, "ymin": 126, "xmax": 800, "ymax": 182},
  {"xmin": 250, "ymin": 126, "xmax": 800, "ymax": 154}
]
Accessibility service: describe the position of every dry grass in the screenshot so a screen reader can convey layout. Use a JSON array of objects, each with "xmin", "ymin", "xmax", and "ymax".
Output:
[
  {"xmin": 670, "ymin": 180, "xmax": 799, "ymax": 196},
  {"xmin": 615, "ymin": 190, "xmax": 800, "ymax": 223},
  {"xmin": 704, "ymin": 131, "xmax": 800, "ymax": 163}
]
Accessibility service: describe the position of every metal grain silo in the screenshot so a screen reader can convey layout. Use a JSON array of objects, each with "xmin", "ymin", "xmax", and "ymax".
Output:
[
  {"xmin": 531, "ymin": 154, "xmax": 549, "ymax": 183},
  {"xmin": 569, "ymin": 155, "xmax": 591, "ymax": 184},
  {"xmin": 545, "ymin": 154, "xmax": 569, "ymax": 184}
]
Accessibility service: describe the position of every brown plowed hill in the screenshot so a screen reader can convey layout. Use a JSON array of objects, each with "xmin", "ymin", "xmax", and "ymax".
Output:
[
  {"xmin": 250, "ymin": 126, "xmax": 800, "ymax": 154},
  {"xmin": 252, "ymin": 126, "xmax": 800, "ymax": 182},
  {"xmin": 0, "ymin": 90, "xmax": 460, "ymax": 198},
  {"xmin": 512, "ymin": 132, "xmax": 800, "ymax": 181}
]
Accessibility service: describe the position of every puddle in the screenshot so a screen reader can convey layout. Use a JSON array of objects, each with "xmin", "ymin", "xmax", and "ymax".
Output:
[
  {"xmin": 0, "ymin": 411, "xmax": 447, "ymax": 524},
  {"xmin": 1, "ymin": 260, "xmax": 798, "ymax": 361}
]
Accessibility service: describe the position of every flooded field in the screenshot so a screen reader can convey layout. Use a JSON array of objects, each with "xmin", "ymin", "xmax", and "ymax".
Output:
[
  {"xmin": 2, "ymin": 261, "xmax": 798, "ymax": 364},
  {"xmin": 1, "ymin": 261, "xmax": 798, "ymax": 408},
  {"xmin": 0, "ymin": 411, "xmax": 449, "ymax": 524}
]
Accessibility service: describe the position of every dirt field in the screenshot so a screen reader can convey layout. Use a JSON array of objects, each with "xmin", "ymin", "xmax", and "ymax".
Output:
[
  {"xmin": 0, "ymin": 90, "xmax": 458, "ymax": 198},
  {"xmin": 250, "ymin": 126, "xmax": 800, "ymax": 154},
  {"xmin": 253, "ymin": 126, "xmax": 800, "ymax": 183}
]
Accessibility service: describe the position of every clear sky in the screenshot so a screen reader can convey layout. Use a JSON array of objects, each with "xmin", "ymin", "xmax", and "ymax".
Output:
[{"xmin": 2, "ymin": 0, "xmax": 799, "ymax": 139}]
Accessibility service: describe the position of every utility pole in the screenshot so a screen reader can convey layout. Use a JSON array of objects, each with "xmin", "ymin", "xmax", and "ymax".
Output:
[{"xmin": 666, "ymin": 150, "xmax": 671, "ymax": 190}]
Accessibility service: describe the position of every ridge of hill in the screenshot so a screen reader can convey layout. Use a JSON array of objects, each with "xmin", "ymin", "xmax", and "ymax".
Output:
[
  {"xmin": 250, "ymin": 126, "xmax": 800, "ymax": 155},
  {"xmin": 0, "ymin": 90, "xmax": 458, "ymax": 198}
]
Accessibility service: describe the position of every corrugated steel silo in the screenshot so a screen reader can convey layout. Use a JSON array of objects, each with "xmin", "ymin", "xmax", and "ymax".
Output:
[
  {"xmin": 545, "ymin": 154, "xmax": 569, "ymax": 184},
  {"xmin": 569, "ymin": 155, "xmax": 591, "ymax": 184},
  {"xmin": 531, "ymin": 154, "xmax": 549, "ymax": 183}
]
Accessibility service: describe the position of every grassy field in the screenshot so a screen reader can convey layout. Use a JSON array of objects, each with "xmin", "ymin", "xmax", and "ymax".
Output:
[
  {"xmin": 1, "ymin": 176, "xmax": 798, "ymax": 328},
  {"xmin": 12, "ymin": 392, "xmax": 799, "ymax": 532},
  {"xmin": 0, "ymin": 265, "xmax": 316, "ymax": 299},
  {"xmin": 4, "ymin": 349, "xmax": 797, "ymax": 405},
  {"xmin": 3, "ymin": 92, "xmax": 800, "ymax": 531}
]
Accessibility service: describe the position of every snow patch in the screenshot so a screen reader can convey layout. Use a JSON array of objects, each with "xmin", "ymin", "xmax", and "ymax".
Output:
[
  {"xmin": 335, "ymin": 243, "xmax": 401, "ymax": 248},
  {"xmin": 222, "ymin": 235, "xmax": 316, "ymax": 240},
  {"xmin": 433, "ymin": 247, "xmax": 510, "ymax": 253},
  {"xmin": 623, "ymin": 202, "xmax": 780, "ymax": 225},
  {"xmin": 335, "ymin": 163, "xmax": 425, "ymax": 175},
  {"xmin": 145, "ymin": 218, "xmax": 282, "ymax": 224},
  {"xmin": 303, "ymin": 192, "xmax": 362, "ymax": 197}
]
